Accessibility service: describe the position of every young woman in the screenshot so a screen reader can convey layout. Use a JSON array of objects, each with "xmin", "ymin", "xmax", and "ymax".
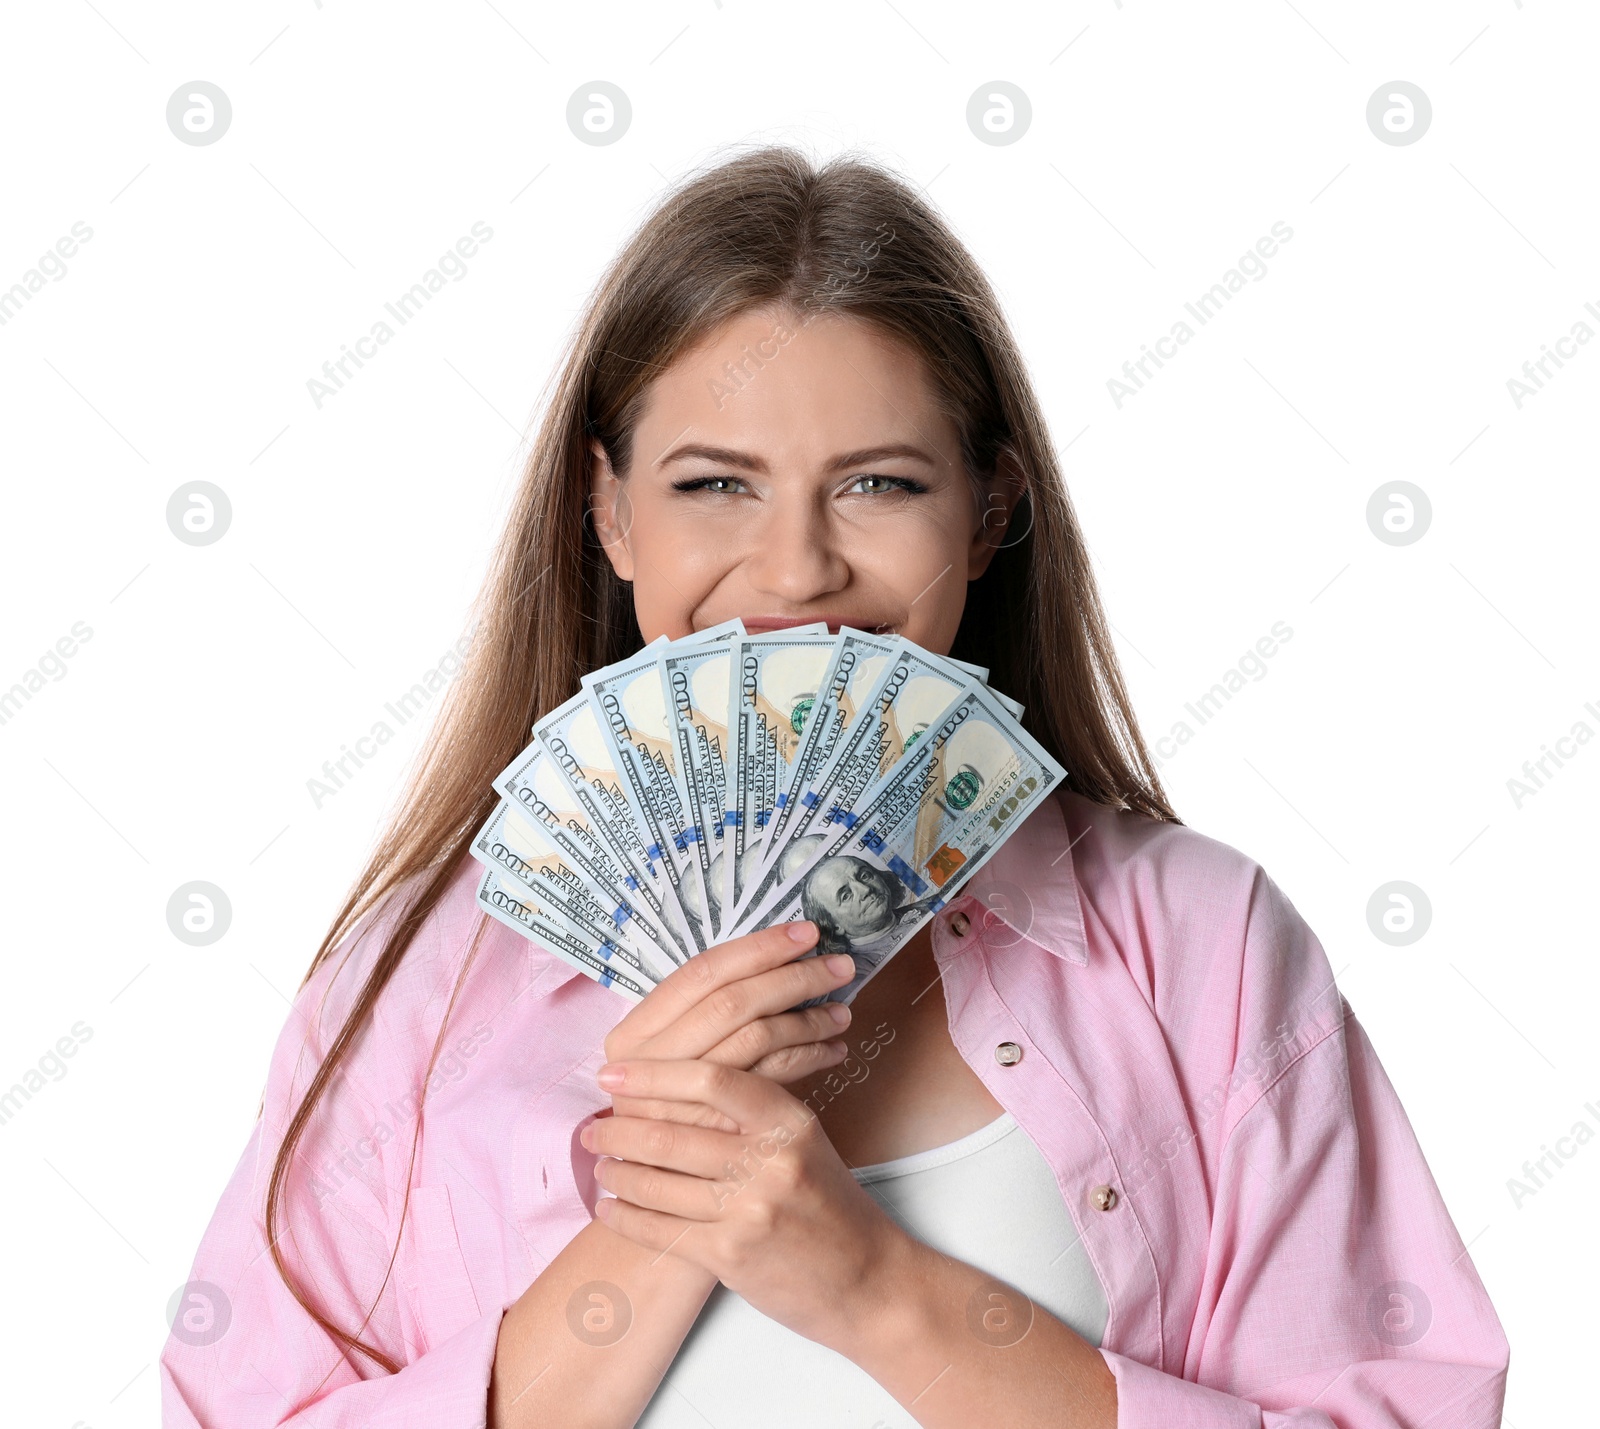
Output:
[{"xmin": 161, "ymin": 148, "xmax": 1509, "ymax": 1427}]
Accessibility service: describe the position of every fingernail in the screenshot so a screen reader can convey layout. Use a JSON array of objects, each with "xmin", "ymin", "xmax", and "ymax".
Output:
[
  {"xmin": 597, "ymin": 1063, "xmax": 625, "ymax": 1088},
  {"xmin": 788, "ymin": 920, "xmax": 817, "ymax": 944},
  {"xmin": 826, "ymin": 953, "xmax": 856, "ymax": 976},
  {"xmin": 828, "ymin": 1002, "xmax": 851, "ymax": 1024}
]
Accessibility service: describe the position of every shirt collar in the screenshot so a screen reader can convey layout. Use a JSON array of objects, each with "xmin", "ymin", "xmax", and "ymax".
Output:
[{"xmin": 954, "ymin": 789, "xmax": 1090, "ymax": 966}]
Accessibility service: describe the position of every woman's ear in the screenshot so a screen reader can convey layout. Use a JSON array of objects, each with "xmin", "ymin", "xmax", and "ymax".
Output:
[
  {"xmin": 967, "ymin": 444, "xmax": 1029, "ymax": 581},
  {"xmin": 588, "ymin": 437, "xmax": 636, "ymax": 583}
]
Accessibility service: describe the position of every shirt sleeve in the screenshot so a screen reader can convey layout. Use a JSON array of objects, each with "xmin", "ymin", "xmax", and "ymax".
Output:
[
  {"xmin": 1100, "ymin": 877, "xmax": 1510, "ymax": 1428},
  {"xmin": 160, "ymin": 891, "xmax": 508, "ymax": 1428}
]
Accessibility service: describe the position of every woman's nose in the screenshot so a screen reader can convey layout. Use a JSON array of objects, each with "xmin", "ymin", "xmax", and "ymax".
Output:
[{"xmin": 741, "ymin": 498, "xmax": 850, "ymax": 603}]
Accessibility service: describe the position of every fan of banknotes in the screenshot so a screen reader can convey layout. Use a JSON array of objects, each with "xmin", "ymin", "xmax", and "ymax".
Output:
[{"xmin": 469, "ymin": 620, "xmax": 1067, "ymax": 1006}]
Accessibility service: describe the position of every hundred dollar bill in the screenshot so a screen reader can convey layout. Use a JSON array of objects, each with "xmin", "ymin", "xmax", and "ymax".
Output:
[
  {"xmin": 746, "ymin": 634, "xmax": 1004, "ymax": 886},
  {"xmin": 583, "ymin": 650, "xmax": 713, "ymax": 954},
  {"xmin": 725, "ymin": 629, "xmax": 837, "ymax": 909},
  {"xmin": 491, "ymin": 741, "xmax": 685, "ymax": 967},
  {"xmin": 731, "ymin": 680, "xmax": 1067, "ymax": 1004},
  {"xmin": 750, "ymin": 627, "xmax": 895, "ymax": 876},
  {"xmin": 476, "ymin": 866, "xmax": 653, "ymax": 1003},
  {"xmin": 511, "ymin": 693, "xmax": 696, "ymax": 965},
  {"xmin": 925, "ymin": 653, "xmax": 1023, "ymax": 721},
  {"xmin": 684, "ymin": 620, "xmax": 746, "ymax": 646},
  {"xmin": 469, "ymin": 799, "xmax": 671, "ymax": 982},
  {"xmin": 737, "ymin": 638, "xmax": 973, "ymax": 925},
  {"xmin": 941, "ymin": 653, "xmax": 989, "ymax": 682},
  {"xmin": 532, "ymin": 690, "xmax": 698, "ymax": 964},
  {"xmin": 662, "ymin": 622, "xmax": 745, "ymax": 937},
  {"xmin": 722, "ymin": 625, "xmax": 831, "ymax": 923}
]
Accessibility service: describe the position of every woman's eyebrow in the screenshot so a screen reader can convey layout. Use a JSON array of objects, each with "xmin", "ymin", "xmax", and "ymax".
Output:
[{"xmin": 656, "ymin": 442, "xmax": 939, "ymax": 473}]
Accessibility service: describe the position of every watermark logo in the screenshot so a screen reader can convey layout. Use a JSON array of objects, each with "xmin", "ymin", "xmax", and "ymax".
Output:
[
  {"xmin": 1366, "ymin": 1281, "xmax": 1432, "ymax": 1345},
  {"xmin": 800, "ymin": 1020, "xmax": 896, "ymax": 1117},
  {"xmin": 1121, "ymin": 996, "xmax": 1347, "ymax": 1204},
  {"xmin": 1506, "ymin": 703, "xmax": 1599, "ymax": 808},
  {"xmin": 1366, "ymin": 82, "xmax": 1431, "ymax": 146},
  {"xmin": 966, "ymin": 83, "xmax": 1032, "ymax": 146},
  {"xmin": 1148, "ymin": 621, "xmax": 1295, "ymax": 767},
  {"xmin": 307, "ymin": 632, "xmax": 477, "ymax": 809},
  {"xmin": 1107, "ymin": 223, "xmax": 1294, "ymax": 409},
  {"xmin": 707, "ymin": 223, "xmax": 897, "ymax": 412},
  {"xmin": 167, "ymin": 882, "xmax": 232, "ymax": 946},
  {"xmin": 0, "ymin": 621, "xmax": 95, "ymax": 729},
  {"xmin": 1365, "ymin": 481, "xmax": 1430, "ymax": 546},
  {"xmin": 0, "ymin": 1022, "xmax": 94, "ymax": 1129},
  {"xmin": 1365, "ymin": 881, "xmax": 1431, "ymax": 946},
  {"xmin": 309, "ymin": 1023, "xmax": 492, "ymax": 1205},
  {"xmin": 167, "ymin": 1282, "xmax": 232, "ymax": 1346},
  {"xmin": 1505, "ymin": 301, "xmax": 1599, "ymax": 409},
  {"xmin": 0, "ymin": 221, "xmax": 95, "ymax": 329},
  {"xmin": 566, "ymin": 1281, "xmax": 632, "ymax": 1344},
  {"xmin": 167, "ymin": 482, "xmax": 232, "ymax": 546},
  {"xmin": 305, "ymin": 224, "xmax": 495, "ymax": 410},
  {"xmin": 971, "ymin": 879, "xmax": 1033, "ymax": 948},
  {"xmin": 567, "ymin": 83, "xmax": 631, "ymax": 145},
  {"xmin": 166, "ymin": 82, "xmax": 232, "ymax": 147},
  {"xmin": 1506, "ymin": 1101, "xmax": 1600, "ymax": 1208},
  {"xmin": 965, "ymin": 1278, "xmax": 1034, "ymax": 1345}
]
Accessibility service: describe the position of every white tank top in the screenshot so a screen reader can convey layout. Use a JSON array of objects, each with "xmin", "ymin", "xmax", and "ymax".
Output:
[{"xmin": 635, "ymin": 1112, "xmax": 1109, "ymax": 1425}]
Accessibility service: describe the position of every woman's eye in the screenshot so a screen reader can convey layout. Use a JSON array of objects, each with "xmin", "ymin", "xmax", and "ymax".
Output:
[
  {"xmin": 845, "ymin": 474, "xmax": 925, "ymax": 496},
  {"xmin": 672, "ymin": 475, "xmax": 746, "ymax": 495},
  {"xmin": 672, "ymin": 473, "xmax": 926, "ymax": 497}
]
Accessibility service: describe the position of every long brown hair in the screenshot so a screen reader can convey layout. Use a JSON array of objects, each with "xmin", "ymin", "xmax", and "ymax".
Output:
[{"xmin": 266, "ymin": 142, "xmax": 1179, "ymax": 1371}]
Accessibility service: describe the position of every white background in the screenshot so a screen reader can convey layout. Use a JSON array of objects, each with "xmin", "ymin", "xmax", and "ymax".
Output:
[{"xmin": 1, "ymin": 1, "xmax": 1593, "ymax": 1423}]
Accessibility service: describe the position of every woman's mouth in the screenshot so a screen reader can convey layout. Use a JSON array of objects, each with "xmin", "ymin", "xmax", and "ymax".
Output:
[{"xmin": 741, "ymin": 615, "xmax": 898, "ymax": 635}]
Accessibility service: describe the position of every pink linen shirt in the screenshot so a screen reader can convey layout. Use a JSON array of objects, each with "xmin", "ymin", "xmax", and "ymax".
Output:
[{"xmin": 160, "ymin": 787, "xmax": 1510, "ymax": 1426}]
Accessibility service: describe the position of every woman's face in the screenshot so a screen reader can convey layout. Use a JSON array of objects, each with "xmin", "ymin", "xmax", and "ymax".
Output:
[{"xmin": 588, "ymin": 305, "xmax": 1023, "ymax": 654}]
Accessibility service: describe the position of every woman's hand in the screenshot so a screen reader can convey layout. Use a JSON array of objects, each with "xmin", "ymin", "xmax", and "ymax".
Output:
[
  {"xmin": 601, "ymin": 922, "xmax": 858, "ymax": 1131},
  {"xmin": 486, "ymin": 932, "xmax": 858, "ymax": 1429},
  {"xmin": 579, "ymin": 1056, "xmax": 915, "ymax": 1354}
]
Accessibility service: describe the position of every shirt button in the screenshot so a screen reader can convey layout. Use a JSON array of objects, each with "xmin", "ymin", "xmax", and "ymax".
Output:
[
  {"xmin": 949, "ymin": 911, "xmax": 971, "ymax": 937},
  {"xmin": 994, "ymin": 1041, "xmax": 1023, "ymax": 1066},
  {"xmin": 1090, "ymin": 1184, "xmax": 1119, "ymax": 1212}
]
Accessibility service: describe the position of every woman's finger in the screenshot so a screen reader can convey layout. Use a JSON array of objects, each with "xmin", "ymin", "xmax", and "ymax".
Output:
[
  {"xmin": 593, "ymin": 1193, "xmax": 696, "ymax": 1254},
  {"xmin": 597, "ymin": 1056, "xmax": 796, "ymax": 1135},
  {"xmin": 607, "ymin": 1094, "xmax": 740, "ymax": 1133},
  {"xmin": 702, "ymin": 1001, "xmax": 853, "ymax": 1073},
  {"xmin": 609, "ymin": 922, "xmax": 823, "ymax": 1044},
  {"xmin": 747, "ymin": 1038, "xmax": 849, "ymax": 1084},
  {"xmin": 595, "ymin": 1157, "xmax": 724, "ymax": 1222},
  {"xmin": 644, "ymin": 947, "xmax": 857, "ymax": 1064},
  {"xmin": 586, "ymin": 1112, "xmax": 742, "ymax": 1181},
  {"xmin": 609, "ymin": 1031, "xmax": 847, "ymax": 1119}
]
